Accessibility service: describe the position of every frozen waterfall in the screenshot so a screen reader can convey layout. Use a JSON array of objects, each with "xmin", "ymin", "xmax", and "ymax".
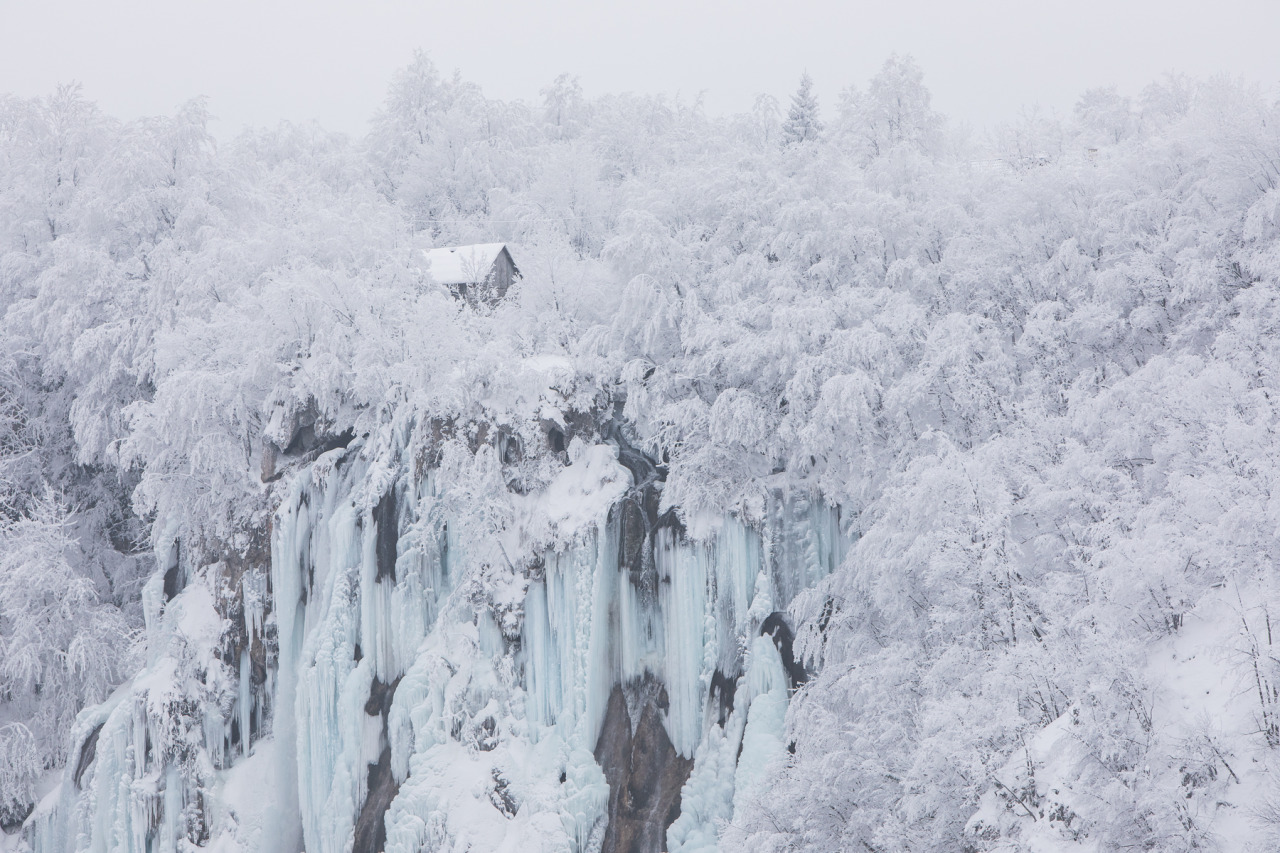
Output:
[{"xmin": 25, "ymin": 438, "xmax": 848, "ymax": 853}]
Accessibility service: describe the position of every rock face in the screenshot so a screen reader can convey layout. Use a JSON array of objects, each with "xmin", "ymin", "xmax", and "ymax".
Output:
[
  {"xmin": 595, "ymin": 680, "xmax": 694, "ymax": 853},
  {"xmin": 353, "ymin": 664, "xmax": 403, "ymax": 852},
  {"xmin": 373, "ymin": 488, "xmax": 399, "ymax": 582},
  {"xmin": 595, "ymin": 431, "xmax": 696, "ymax": 852},
  {"xmin": 761, "ymin": 612, "xmax": 808, "ymax": 688},
  {"xmin": 72, "ymin": 724, "xmax": 104, "ymax": 791},
  {"xmin": 353, "ymin": 746, "xmax": 398, "ymax": 853},
  {"xmin": 28, "ymin": 419, "xmax": 849, "ymax": 853}
]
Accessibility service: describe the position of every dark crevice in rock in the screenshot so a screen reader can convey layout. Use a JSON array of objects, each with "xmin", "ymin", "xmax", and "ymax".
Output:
[
  {"xmin": 352, "ymin": 746, "xmax": 398, "ymax": 853},
  {"xmin": 284, "ymin": 423, "xmax": 354, "ymax": 459},
  {"xmin": 162, "ymin": 540, "xmax": 182, "ymax": 602},
  {"xmin": 373, "ymin": 488, "xmax": 398, "ymax": 583},
  {"xmin": 607, "ymin": 420, "xmax": 667, "ymax": 489},
  {"xmin": 761, "ymin": 612, "xmax": 808, "ymax": 688},
  {"xmin": 608, "ymin": 420, "xmax": 679, "ymax": 601},
  {"xmin": 162, "ymin": 563, "xmax": 181, "ymax": 602},
  {"xmin": 709, "ymin": 669, "xmax": 738, "ymax": 727},
  {"xmin": 655, "ymin": 507, "xmax": 684, "ymax": 536},
  {"xmin": 474, "ymin": 715, "xmax": 500, "ymax": 751},
  {"xmin": 354, "ymin": 675, "xmax": 403, "ymax": 853},
  {"xmin": 595, "ymin": 678, "xmax": 694, "ymax": 853},
  {"xmin": 73, "ymin": 722, "xmax": 105, "ymax": 790},
  {"xmin": 265, "ymin": 411, "xmax": 355, "ymax": 482},
  {"xmin": 364, "ymin": 676, "xmax": 402, "ymax": 718},
  {"xmin": 282, "ymin": 423, "xmax": 314, "ymax": 457},
  {"xmin": 324, "ymin": 427, "xmax": 356, "ymax": 454},
  {"xmin": 499, "ymin": 429, "xmax": 523, "ymax": 465}
]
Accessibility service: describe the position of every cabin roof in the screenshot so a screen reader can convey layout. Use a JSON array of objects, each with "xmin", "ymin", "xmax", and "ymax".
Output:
[{"xmin": 423, "ymin": 243, "xmax": 510, "ymax": 286}]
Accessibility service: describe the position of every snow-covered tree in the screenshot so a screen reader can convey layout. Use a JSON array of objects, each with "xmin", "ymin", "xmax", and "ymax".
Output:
[
  {"xmin": 838, "ymin": 54, "xmax": 942, "ymax": 161},
  {"xmin": 782, "ymin": 73, "xmax": 823, "ymax": 146},
  {"xmin": 0, "ymin": 490, "xmax": 135, "ymax": 824}
]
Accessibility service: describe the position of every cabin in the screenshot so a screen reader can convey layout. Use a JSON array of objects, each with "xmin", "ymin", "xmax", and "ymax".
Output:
[{"xmin": 424, "ymin": 243, "xmax": 520, "ymax": 304}]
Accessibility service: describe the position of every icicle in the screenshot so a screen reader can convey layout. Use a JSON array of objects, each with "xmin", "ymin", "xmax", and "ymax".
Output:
[
  {"xmin": 656, "ymin": 526, "xmax": 710, "ymax": 758},
  {"xmin": 561, "ymin": 746, "xmax": 610, "ymax": 851},
  {"xmin": 521, "ymin": 579, "xmax": 563, "ymax": 733},
  {"xmin": 242, "ymin": 568, "xmax": 267, "ymax": 644},
  {"xmin": 239, "ymin": 649, "xmax": 253, "ymax": 758}
]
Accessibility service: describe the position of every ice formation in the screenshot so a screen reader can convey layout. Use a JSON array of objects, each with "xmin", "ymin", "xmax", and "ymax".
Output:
[
  {"xmin": 25, "ymin": 564, "xmax": 259, "ymax": 853},
  {"xmin": 23, "ymin": 432, "xmax": 849, "ymax": 853}
]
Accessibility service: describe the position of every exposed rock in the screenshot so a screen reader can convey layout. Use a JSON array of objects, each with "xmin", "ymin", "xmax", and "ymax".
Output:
[
  {"xmin": 498, "ymin": 429, "xmax": 523, "ymax": 465},
  {"xmin": 474, "ymin": 715, "xmax": 500, "ymax": 752},
  {"xmin": 73, "ymin": 723, "xmax": 105, "ymax": 790},
  {"xmin": 609, "ymin": 420, "xmax": 678, "ymax": 599},
  {"xmin": 373, "ymin": 488, "xmax": 398, "ymax": 582},
  {"xmin": 547, "ymin": 425, "xmax": 566, "ymax": 453},
  {"xmin": 595, "ymin": 679, "xmax": 694, "ymax": 853},
  {"xmin": 489, "ymin": 769, "xmax": 518, "ymax": 817},
  {"xmin": 352, "ymin": 746, "xmax": 399, "ymax": 853},
  {"xmin": 709, "ymin": 669, "xmax": 738, "ymax": 727},
  {"xmin": 162, "ymin": 540, "xmax": 182, "ymax": 602},
  {"xmin": 354, "ymin": 675, "xmax": 403, "ymax": 853},
  {"xmin": 761, "ymin": 612, "xmax": 808, "ymax": 688},
  {"xmin": 260, "ymin": 440, "xmax": 281, "ymax": 483},
  {"xmin": 617, "ymin": 496, "xmax": 657, "ymax": 596},
  {"xmin": 262, "ymin": 398, "xmax": 355, "ymax": 482},
  {"xmin": 364, "ymin": 676, "xmax": 402, "ymax": 718}
]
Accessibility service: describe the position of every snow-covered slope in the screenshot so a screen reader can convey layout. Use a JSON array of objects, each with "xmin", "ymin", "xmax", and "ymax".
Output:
[{"xmin": 966, "ymin": 588, "xmax": 1280, "ymax": 852}]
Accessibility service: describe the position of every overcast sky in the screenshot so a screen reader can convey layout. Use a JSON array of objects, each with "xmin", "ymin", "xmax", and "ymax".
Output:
[{"xmin": 3, "ymin": 0, "xmax": 1278, "ymax": 139}]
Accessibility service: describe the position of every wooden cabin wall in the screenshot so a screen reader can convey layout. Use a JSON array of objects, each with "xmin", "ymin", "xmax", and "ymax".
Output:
[{"xmin": 490, "ymin": 250, "xmax": 516, "ymax": 298}]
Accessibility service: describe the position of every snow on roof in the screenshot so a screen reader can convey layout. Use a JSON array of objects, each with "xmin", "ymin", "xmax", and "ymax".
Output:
[{"xmin": 423, "ymin": 243, "xmax": 508, "ymax": 285}]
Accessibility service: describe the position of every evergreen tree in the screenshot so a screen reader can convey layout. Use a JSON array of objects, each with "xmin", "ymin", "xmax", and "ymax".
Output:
[{"xmin": 782, "ymin": 72, "xmax": 823, "ymax": 146}]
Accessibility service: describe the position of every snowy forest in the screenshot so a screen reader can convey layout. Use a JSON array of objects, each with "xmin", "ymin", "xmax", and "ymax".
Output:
[{"xmin": 3, "ymin": 52, "xmax": 1280, "ymax": 852}]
